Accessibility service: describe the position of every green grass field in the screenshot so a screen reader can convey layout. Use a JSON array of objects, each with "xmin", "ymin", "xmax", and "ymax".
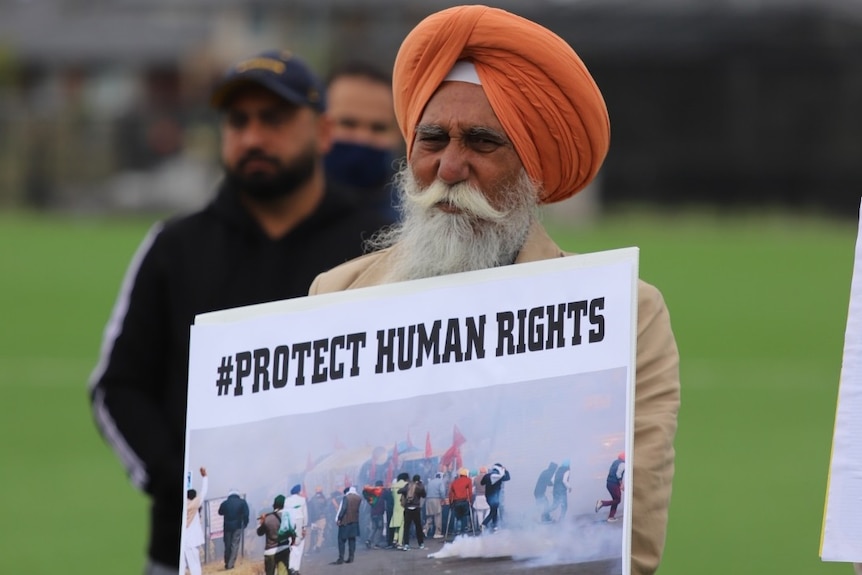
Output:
[{"xmin": 0, "ymin": 206, "xmax": 856, "ymax": 574}]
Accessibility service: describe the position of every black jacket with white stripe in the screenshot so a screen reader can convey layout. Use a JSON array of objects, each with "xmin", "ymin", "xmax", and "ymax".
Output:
[{"xmin": 89, "ymin": 181, "xmax": 392, "ymax": 567}]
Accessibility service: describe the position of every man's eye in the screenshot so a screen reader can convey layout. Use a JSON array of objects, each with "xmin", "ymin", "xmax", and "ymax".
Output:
[
  {"xmin": 467, "ymin": 136, "xmax": 503, "ymax": 153},
  {"xmin": 416, "ymin": 134, "xmax": 448, "ymax": 147},
  {"xmin": 225, "ymin": 113, "xmax": 248, "ymax": 129},
  {"xmin": 338, "ymin": 118, "xmax": 360, "ymax": 129},
  {"xmin": 260, "ymin": 110, "xmax": 288, "ymax": 126}
]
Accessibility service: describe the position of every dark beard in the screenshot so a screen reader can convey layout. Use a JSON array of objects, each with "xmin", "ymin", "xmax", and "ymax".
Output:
[{"xmin": 224, "ymin": 146, "xmax": 316, "ymax": 202}]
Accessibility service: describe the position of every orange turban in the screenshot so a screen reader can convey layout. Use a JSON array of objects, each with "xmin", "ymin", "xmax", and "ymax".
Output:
[{"xmin": 393, "ymin": 5, "xmax": 610, "ymax": 204}]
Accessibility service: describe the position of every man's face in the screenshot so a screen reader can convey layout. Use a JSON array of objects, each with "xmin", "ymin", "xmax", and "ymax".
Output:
[
  {"xmin": 366, "ymin": 81, "xmax": 539, "ymax": 283},
  {"xmin": 220, "ymin": 85, "xmax": 331, "ymax": 200},
  {"xmin": 364, "ymin": 80, "xmax": 537, "ymax": 282},
  {"xmin": 409, "ymin": 81, "xmax": 524, "ymax": 211},
  {"xmin": 327, "ymin": 75, "xmax": 402, "ymax": 151}
]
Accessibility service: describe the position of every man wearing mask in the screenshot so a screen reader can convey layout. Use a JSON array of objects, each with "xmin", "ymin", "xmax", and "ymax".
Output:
[
  {"xmin": 89, "ymin": 49, "xmax": 391, "ymax": 575},
  {"xmin": 325, "ymin": 61, "xmax": 404, "ymax": 223}
]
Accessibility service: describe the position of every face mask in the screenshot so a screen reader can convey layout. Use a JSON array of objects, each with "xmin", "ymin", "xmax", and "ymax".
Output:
[{"xmin": 324, "ymin": 141, "xmax": 395, "ymax": 189}]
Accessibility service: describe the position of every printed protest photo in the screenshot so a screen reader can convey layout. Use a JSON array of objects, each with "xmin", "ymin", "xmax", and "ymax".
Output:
[{"xmin": 185, "ymin": 368, "xmax": 628, "ymax": 574}]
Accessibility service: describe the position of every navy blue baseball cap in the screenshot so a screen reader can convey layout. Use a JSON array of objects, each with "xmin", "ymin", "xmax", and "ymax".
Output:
[{"xmin": 210, "ymin": 49, "xmax": 326, "ymax": 112}]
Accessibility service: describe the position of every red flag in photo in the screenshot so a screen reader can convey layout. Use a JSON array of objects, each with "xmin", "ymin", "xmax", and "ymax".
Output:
[
  {"xmin": 440, "ymin": 425, "xmax": 467, "ymax": 469},
  {"xmin": 453, "ymin": 425, "xmax": 466, "ymax": 447},
  {"xmin": 440, "ymin": 444, "xmax": 460, "ymax": 469},
  {"xmin": 407, "ymin": 431, "xmax": 414, "ymax": 449}
]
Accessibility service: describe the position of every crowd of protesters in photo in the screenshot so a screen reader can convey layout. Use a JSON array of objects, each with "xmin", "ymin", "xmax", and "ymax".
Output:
[
  {"xmin": 184, "ymin": 450, "xmax": 628, "ymax": 574},
  {"xmin": 352, "ymin": 461, "xmax": 512, "ymax": 553}
]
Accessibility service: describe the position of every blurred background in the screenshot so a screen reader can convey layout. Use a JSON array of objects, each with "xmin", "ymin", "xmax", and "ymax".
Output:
[
  {"xmin": 1, "ymin": 0, "xmax": 861, "ymax": 574},
  {"xmin": 1, "ymin": 0, "xmax": 861, "ymax": 214}
]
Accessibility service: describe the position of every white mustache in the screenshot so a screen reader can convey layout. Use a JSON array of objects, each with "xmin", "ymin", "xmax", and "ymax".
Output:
[{"xmin": 403, "ymin": 179, "xmax": 509, "ymax": 222}]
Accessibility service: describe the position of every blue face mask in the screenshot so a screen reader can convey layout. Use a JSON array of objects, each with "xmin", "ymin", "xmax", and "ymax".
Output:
[{"xmin": 324, "ymin": 141, "xmax": 396, "ymax": 189}]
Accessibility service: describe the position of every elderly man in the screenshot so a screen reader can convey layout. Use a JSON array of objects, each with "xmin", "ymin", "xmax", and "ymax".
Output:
[{"xmin": 309, "ymin": 5, "xmax": 680, "ymax": 575}]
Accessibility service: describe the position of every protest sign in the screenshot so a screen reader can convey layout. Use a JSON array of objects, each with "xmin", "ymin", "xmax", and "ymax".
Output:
[{"xmin": 181, "ymin": 248, "xmax": 638, "ymax": 574}]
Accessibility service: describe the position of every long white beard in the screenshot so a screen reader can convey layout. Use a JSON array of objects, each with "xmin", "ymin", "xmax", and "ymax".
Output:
[{"xmin": 367, "ymin": 168, "xmax": 539, "ymax": 282}]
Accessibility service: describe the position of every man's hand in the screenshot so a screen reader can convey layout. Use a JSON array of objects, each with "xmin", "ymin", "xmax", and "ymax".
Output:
[{"xmin": 200, "ymin": 467, "xmax": 207, "ymax": 477}]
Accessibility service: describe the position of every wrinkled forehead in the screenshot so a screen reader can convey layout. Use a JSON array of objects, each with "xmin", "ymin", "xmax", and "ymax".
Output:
[{"xmin": 418, "ymin": 81, "xmax": 506, "ymax": 136}]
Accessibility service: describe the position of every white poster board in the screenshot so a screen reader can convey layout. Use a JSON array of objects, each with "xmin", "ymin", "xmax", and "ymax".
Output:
[
  {"xmin": 821, "ymin": 201, "xmax": 862, "ymax": 563},
  {"xmin": 181, "ymin": 248, "xmax": 639, "ymax": 574}
]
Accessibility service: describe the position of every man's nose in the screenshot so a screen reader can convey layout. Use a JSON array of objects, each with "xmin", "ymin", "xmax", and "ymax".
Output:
[
  {"xmin": 239, "ymin": 121, "xmax": 267, "ymax": 148},
  {"xmin": 436, "ymin": 143, "xmax": 469, "ymax": 185}
]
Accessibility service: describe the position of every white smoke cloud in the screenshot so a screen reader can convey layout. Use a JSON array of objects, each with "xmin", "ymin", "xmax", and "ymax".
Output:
[{"xmin": 427, "ymin": 515, "xmax": 622, "ymax": 568}]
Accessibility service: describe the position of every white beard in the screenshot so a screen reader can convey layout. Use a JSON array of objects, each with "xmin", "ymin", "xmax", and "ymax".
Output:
[{"xmin": 367, "ymin": 168, "xmax": 539, "ymax": 282}]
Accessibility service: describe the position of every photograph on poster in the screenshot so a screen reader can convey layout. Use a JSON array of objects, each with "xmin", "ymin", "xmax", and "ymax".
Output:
[{"xmin": 187, "ymin": 367, "xmax": 628, "ymax": 574}]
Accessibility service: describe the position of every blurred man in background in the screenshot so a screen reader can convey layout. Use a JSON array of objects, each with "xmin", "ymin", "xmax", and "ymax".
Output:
[
  {"xmin": 88, "ymin": 49, "xmax": 391, "ymax": 575},
  {"xmin": 325, "ymin": 60, "xmax": 404, "ymax": 223},
  {"xmin": 308, "ymin": 5, "xmax": 679, "ymax": 574}
]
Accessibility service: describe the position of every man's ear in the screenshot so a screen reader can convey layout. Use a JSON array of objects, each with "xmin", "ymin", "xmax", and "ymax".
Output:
[{"xmin": 317, "ymin": 113, "xmax": 334, "ymax": 155}]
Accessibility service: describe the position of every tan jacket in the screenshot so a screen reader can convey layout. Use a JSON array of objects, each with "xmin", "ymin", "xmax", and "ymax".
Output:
[{"xmin": 309, "ymin": 221, "xmax": 680, "ymax": 575}]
